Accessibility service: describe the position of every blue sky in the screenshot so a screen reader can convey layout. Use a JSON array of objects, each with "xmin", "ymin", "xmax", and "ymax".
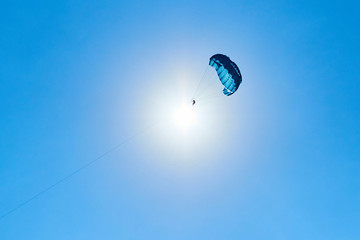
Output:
[{"xmin": 1, "ymin": 0, "xmax": 359, "ymax": 239}]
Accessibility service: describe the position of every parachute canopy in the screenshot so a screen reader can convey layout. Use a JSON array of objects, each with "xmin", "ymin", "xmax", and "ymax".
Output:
[{"xmin": 209, "ymin": 54, "xmax": 242, "ymax": 96}]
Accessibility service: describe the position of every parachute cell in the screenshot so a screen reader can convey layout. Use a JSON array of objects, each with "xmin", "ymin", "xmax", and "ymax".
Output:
[{"xmin": 209, "ymin": 54, "xmax": 242, "ymax": 96}]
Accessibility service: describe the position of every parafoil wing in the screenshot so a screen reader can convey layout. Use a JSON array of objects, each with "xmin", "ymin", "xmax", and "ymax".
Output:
[{"xmin": 209, "ymin": 54, "xmax": 242, "ymax": 96}]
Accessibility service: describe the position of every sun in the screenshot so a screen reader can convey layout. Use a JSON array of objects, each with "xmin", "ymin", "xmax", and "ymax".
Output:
[{"xmin": 174, "ymin": 104, "xmax": 196, "ymax": 130}]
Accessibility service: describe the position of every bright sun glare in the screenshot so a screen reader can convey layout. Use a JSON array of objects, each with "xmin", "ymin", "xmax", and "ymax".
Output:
[{"xmin": 174, "ymin": 104, "xmax": 196, "ymax": 130}]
